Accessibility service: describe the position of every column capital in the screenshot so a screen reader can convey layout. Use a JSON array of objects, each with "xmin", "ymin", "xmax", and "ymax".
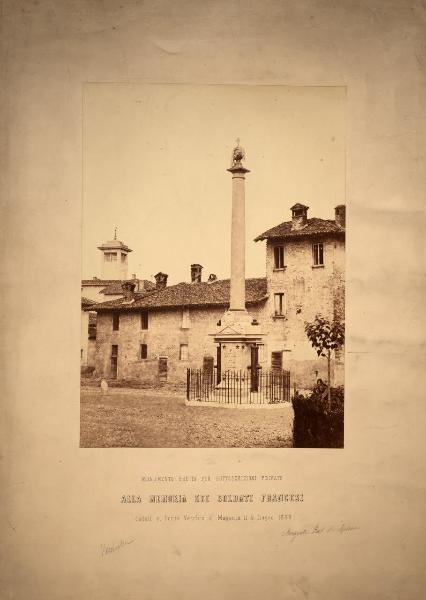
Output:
[{"xmin": 227, "ymin": 164, "xmax": 250, "ymax": 175}]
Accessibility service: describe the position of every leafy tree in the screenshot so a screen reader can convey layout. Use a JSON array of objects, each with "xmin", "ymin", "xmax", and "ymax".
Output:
[{"xmin": 305, "ymin": 315, "xmax": 345, "ymax": 408}]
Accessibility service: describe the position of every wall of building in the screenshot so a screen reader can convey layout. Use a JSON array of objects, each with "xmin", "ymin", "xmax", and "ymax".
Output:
[
  {"xmin": 94, "ymin": 306, "xmax": 226, "ymax": 384},
  {"xmin": 81, "ymin": 311, "xmax": 98, "ymax": 369},
  {"xmin": 100, "ymin": 252, "xmax": 128, "ymax": 280},
  {"xmin": 81, "ymin": 310, "xmax": 89, "ymax": 365},
  {"xmin": 258, "ymin": 236, "xmax": 345, "ymax": 388},
  {"xmin": 81, "ymin": 285, "xmax": 123, "ymax": 302},
  {"xmin": 87, "ymin": 339, "xmax": 97, "ymax": 368},
  {"xmin": 81, "ymin": 285, "xmax": 106, "ymax": 302}
]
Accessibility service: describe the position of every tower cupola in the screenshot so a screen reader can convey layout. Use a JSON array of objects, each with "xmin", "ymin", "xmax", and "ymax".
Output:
[{"xmin": 97, "ymin": 228, "xmax": 132, "ymax": 280}]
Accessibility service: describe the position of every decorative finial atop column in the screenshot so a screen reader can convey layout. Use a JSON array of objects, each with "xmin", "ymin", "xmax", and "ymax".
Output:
[
  {"xmin": 230, "ymin": 138, "xmax": 246, "ymax": 168},
  {"xmin": 114, "ymin": 227, "xmax": 117, "ymax": 240}
]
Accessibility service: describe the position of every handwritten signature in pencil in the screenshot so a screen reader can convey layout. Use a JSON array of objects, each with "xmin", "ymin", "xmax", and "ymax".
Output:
[
  {"xmin": 100, "ymin": 537, "xmax": 136, "ymax": 557},
  {"xmin": 282, "ymin": 523, "xmax": 359, "ymax": 542}
]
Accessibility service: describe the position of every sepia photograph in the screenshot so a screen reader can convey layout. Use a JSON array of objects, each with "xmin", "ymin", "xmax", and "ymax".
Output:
[
  {"xmin": 4, "ymin": 1, "xmax": 425, "ymax": 599},
  {"xmin": 80, "ymin": 84, "xmax": 346, "ymax": 448}
]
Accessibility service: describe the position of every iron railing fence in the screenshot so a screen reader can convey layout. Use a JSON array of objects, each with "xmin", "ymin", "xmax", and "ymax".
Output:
[{"xmin": 187, "ymin": 367, "xmax": 290, "ymax": 405}]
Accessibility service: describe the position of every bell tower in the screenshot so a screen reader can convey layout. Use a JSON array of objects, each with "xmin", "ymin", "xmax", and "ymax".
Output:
[{"xmin": 97, "ymin": 228, "xmax": 132, "ymax": 280}]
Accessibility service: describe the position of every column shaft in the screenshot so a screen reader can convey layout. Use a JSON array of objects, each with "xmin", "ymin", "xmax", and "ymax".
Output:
[{"xmin": 230, "ymin": 172, "xmax": 246, "ymax": 311}]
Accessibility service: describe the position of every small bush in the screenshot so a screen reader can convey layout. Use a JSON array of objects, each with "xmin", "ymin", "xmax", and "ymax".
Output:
[{"xmin": 292, "ymin": 386, "xmax": 344, "ymax": 448}]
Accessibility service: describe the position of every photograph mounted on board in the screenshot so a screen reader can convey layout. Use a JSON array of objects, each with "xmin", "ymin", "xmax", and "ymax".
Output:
[{"xmin": 80, "ymin": 84, "xmax": 346, "ymax": 448}]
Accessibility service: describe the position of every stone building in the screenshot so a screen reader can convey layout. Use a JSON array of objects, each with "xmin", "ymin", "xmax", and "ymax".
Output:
[
  {"xmin": 92, "ymin": 269, "xmax": 267, "ymax": 384},
  {"xmin": 87, "ymin": 204, "xmax": 345, "ymax": 389},
  {"xmin": 81, "ymin": 232, "xmax": 156, "ymax": 373},
  {"xmin": 82, "ymin": 275, "xmax": 155, "ymax": 302},
  {"xmin": 254, "ymin": 203, "xmax": 345, "ymax": 386}
]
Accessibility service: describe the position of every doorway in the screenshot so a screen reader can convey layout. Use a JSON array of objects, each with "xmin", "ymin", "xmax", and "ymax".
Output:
[
  {"xmin": 216, "ymin": 345, "xmax": 222, "ymax": 384},
  {"xmin": 110, "ymin": 344, "xmax": 118, "ymax": 379},
  {"xmin": 250, "ymin": 345, "xmax": 259, "ymax": 392}
]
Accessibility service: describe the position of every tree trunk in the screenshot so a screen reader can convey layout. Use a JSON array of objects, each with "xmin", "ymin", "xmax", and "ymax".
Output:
[{"xmin": 327, "ymin": 349, "xmax": 331, "ymax": 410}]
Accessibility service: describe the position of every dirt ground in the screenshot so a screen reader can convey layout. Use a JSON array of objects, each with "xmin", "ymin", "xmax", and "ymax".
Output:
[{"xmin": 80, "ymin": 388, "xmax": 294, "ymax": 448}]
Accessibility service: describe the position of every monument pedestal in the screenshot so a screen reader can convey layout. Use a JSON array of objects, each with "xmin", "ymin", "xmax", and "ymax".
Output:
[{"xmin": 212, "ymin": 309, "xmax": 263, "ymax": 373}]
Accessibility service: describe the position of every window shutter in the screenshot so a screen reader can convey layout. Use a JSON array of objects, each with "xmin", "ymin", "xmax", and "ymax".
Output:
[
  {"xmin": 141, "ymin": 311, "xmax": 149, "ymax": 330},
  {"xmin": 271, "ymin": 351, "xmax": 283, "ymax": 372}
]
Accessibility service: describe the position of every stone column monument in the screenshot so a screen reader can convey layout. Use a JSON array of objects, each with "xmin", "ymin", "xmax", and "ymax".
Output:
[
  {"xmin": 228, "ymin": 142, "xmax": 249, "ymax": 312},
  {"xmin": 211, "ymin": 141, "xmax": 263, "ymax": 375}
]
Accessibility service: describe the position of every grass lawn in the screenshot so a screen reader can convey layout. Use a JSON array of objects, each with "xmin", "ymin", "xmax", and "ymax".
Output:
[{"xmin": 80, "ymin": 388, "xmax": 294, "ymax": 448}]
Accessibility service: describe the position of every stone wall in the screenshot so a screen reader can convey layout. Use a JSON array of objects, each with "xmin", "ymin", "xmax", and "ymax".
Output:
[
  {"xmin": 257, "ymin": 235, "xmax": 345, "ymax": 388},
  {"xmin": 94, "ymin": 306, "xmax": 226, "ymax": 384},
  {"xmin": 87, "ymin": 339, "xmax": 96, "ymax": 368},
  {"xmin": 80, "ymin": 310, "xmax": 89, "ymax": 365}
]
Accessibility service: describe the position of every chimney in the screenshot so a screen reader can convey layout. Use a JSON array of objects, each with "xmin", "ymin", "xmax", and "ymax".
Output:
[
  {"xmin": 154, "ymin": 272, "xmax": 168, "ymax": 290},
  {"xmin": 208, "ymin": 273, "xmax": 217, "ymax": 283},
  {"xmin": 191, "ymin": 264, "xmax": 203, "ymax": 283},
  {"xmin": 290, "ymin": 203, "xmax": 309, "ymax": 230},
  {"xmin": 132, "ymin": 273, "xmax": 137, "ymax": 279},
  {"xmin": 335, "ymin": 204, "xmax": 346, "ymax": 228},
  {"xmin": 121, "ymin": 281, "xmax": 136, "ymax": 301}
]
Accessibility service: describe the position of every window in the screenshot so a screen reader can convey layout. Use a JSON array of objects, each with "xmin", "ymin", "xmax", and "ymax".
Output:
[
  {"xmin": 159, "ymin": 356, "xmax": 168, "ymax": 381},
  {"xmin": 181, "ymin": 308, "xmax": 190, "ymax": 329},
  {"xmin": 140, "ymin": 344, "xmax": 148, "ymax": 359},
  {"xmin": 312, "ymin": 243, "xmax": 324, "ymax": 266},
  {"xmin": 121, "ymin": 253, "xmax": 127, "ymax": 263},
  {"xmin": 271, "ymin": 351, "xmax": 283, "ymax": 372},
  {"xmin": 180, "ymin": 344, "xmax": 189, "ymax": 361},
  {"xmin": 274, "ymin": 293, "xmax": 285, "ymax": 316},
  {"xmin": 105, "ymin": 252, "xmax": 117, "ymax": 262},
  {"xmin": 111, "ymin": 345, "xmax": 118, "ymax": 378},
  {"xmin": 112, "ymin": 313, "xmax": 120, "ymax": 330},
  {"xmin": 274, "ymin": 246, "xmax": 285, "ymax": 269},
  {"xmin": 140, "ymin": 311, "xmax": 149, "ymax": 330}
]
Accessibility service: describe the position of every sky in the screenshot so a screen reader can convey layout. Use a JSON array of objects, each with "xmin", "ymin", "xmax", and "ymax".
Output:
[{"xmin": 82, "ymin": 84, "xmax": 345, "ymax": 284}]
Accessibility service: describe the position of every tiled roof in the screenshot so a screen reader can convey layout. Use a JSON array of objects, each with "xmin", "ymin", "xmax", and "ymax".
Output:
[
  {"xmin": 100, "ymin": 279, "xmax": 156, "ymax": 295},
  {"xmin": 97, "ymin": 239, "xmax": 132, "ymax": 252},
  {"xmin": 254, "ymin": 218, "xmax": 345, "ymax": 242},
  {"xmin": 88, "ymin": 278, "xmax": 268, "ymax": 312},
  {"xmin": 81, "ymin": 297, "xmax": 97, "ymax": 308},
  {"xmin": 88, "ymin": 313, "xmax": 97, "ymax": 325},
  {"xmin": 82, "ymin": 278, "xmax": 123, "ymax": 286}
]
